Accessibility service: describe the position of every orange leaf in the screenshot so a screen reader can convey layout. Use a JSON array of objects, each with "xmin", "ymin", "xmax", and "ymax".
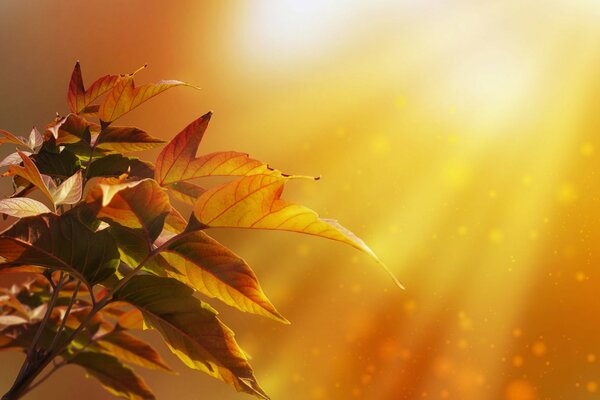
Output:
[
  {"xmin": 193, "ymin": 174, "xmax": 403, "ymax": 288},
  {"xmin": 86, "ymin": 178, "xmax": 171, "ymax": 243},
  {"xmin": 95, "ymin": 126, "xmax": 165, "ymax": 153},
  {"xmin": 67, "ymin": 61, "xmax": 120, "ymax": 114},
  {"xmin": 99, "ymin": 73, "xmax": 194, "ymax": 124},
  {"xmin": 159, "ymin": 231, "xmax": 288, "ymax": 323},
  {"xmin": 155, "ymin": 113, "xmax": 281, "ymax": 187},
  {"xmin": 0, "ymin": 129, "xmax": 29, "ymax": 149},
  {"xmin": 3, "ymin": 152, "xmax": 54, "ymax": 204}
]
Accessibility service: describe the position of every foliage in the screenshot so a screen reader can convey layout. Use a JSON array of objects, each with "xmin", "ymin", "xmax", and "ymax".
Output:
[{"xmin": 0, "ymin": 63, "xmax": 399, "ymax": 399}]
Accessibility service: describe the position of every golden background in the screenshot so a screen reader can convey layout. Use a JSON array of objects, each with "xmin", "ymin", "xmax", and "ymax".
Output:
[{"xmin": 1, "ymin": 1, "xmax": 599, "ymax": 399}]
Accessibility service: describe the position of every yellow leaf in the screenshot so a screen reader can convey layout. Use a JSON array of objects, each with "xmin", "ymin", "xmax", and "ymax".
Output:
[{"xmin": 193, "ymin": 174, "xmax": 402, "ymax": 288}]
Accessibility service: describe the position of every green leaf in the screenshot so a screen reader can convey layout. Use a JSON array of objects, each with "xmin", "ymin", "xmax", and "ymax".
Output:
[
  {"xmin": 94, "ymin": 331, "xmax": 172, "ymax": 372},
  {"xmin": 159, "ymin": 231, "xmax": 287, "ymax": 323},
  {"xmin": 86, "ymin": 154, "xmax": 154, "ymax": 180},
  {"xmin": 114, "ymin": 275, "xmax": 268, "ymax": 399},
  {"xmin": 70, "ymin": 351, "xmax": 155, "ymax": 400},
  {"xmin": 0, "ymin": 210, "xmax": 120, "ymax": 285},
  {"xmin": 32, "ymin": 148, "xmax": 81, "ymax": 179}
]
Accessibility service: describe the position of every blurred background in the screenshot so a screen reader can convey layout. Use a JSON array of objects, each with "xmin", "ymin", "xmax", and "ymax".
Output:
[{"xmin": 1, "ymin": 1, "xmax": 600, "ymax": 399}]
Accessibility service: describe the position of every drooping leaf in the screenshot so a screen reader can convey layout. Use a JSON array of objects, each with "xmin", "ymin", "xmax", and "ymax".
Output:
[
  {"xmin": 86, "ymin": 154, "xmax": 154, "ymax": 180},
  {"xmin": 96, "ymin": 127, "xmax": 165, "ymax": 153},
  {"xmin": 67, "ymin": 62, "xmax": 120, "ymax": 114},
  {"xmin": 0, "ymin": 210, "xmax": 120, "ymax": 285},
  {"xmin": 32, "ymin": 148, "xmax": 81, "ymax": 179},
  {"xmin": 193, "ymin": 174, "xmax": 403, "ymax": 288},
  {"xmin": 99, "ymin": 74, "xmax": 193, "ymax": 124},
  {"xmin": 114, "ymin": 275, "xmax": 268, "ymax": 399},
  {"xmin": 70, "ymin": 351, "xmax": 155, "ymax": 400},
  {"xmin": 3, "ymin": 151, "xmax": 54, "ymax": 203},
  {"xmin": 0, "ymin": 198, "xmax": 52, "ymax": 218},
  {"xmin": 85, "ymin": 178, "xmax": 171, "ymax": 243},
  {"xmin": 54, "ymin": 113, "xmax": 94, "ymax": 145},
  {"xmin": 158, "ymin": 231, "xmax": 287, "ymax": 323},
  {"xmin": 94, "ymin": 331, "xmax": 172, "ymax": 372}
]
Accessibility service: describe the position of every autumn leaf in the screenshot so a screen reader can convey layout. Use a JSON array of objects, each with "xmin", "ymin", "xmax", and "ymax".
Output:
[
  {"xmin": 67, "ymin": 61, "xmax": 120, "ymax": 114},
  {"xmin": 0, "ymin": 198, "xmax": 52, "ymax": 218},
  {"xmin": 3, "ymin": 151, "xmax": 54, "ymax": 203},
  {"xmin": 70, "ymin": 351, "xmax": 155, "ymax": 400},
  {"xmin": 158, "ymin": 230, "xmax": 288, "ymax": 323},
  {"xmin": 0, "ymin": 129, "xmax": 29, "ymax": 149},
  {"xmin": 114, "ymin": 275, "xmax": 269, "ymax": 399},
  {"xmin": 0, "ymin": 210, "xmax": 120, "ymax": 285},
  {"xmin": 0, "ymin": 152, "xmax": 32, "ymax": 168},
  {"xmin": 54, "ymin": 113, "xmax": 94, "ymax": 145},
  {"xmin": 193, "ymin": 174, "xmax": 403, "ymax": 288},
  {"xmin": 99, "ymin": 73, "xmax": 195, "ymax": 124},
  {"xmin": 94, "ymin": 331, "xmax": 173, "ymax": 372},
  {"xmin": 155, "ymin": 113, "xmax": 280, "ymax": 188},
  {"xmin": 95, "ymin": 126, "xmax": 165, "ymax": 153},
  {"xmin": 166, "ymin": 181, "xmax": 206, "ymax": 205},
  {"xmin": 86, "ymin": 178, "xmax": 171, "ymax": 244}
]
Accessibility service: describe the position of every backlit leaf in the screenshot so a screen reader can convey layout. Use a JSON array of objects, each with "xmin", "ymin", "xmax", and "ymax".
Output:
[
  {"xmin": 55, "ymin": 113, "xmax": 94, "ymax": 145},
  {"xmin": 46, "ymin": 170, "xmax": 83, "ymax": 205},
  {"xmin": 96, "ymin": 127, "xmax": 165, "ymax": 153},
  {"xmin": 159, "ymin": 231, "xmax": 287, "ymax": 323},
  {"xmin": 3, "ymin": 151, "xmax": 54, "ymax": 203},
  {"xmin": 155, "ymin": 113, "xmax": 288, "ymax": 189},
  {"xmin": 0, "ymin": 152, "xmax": 32, "ymax": 168},
  {"xmin": 0, "ymin": 129, "xmax": 29, "ymax": 149},
  {"xmin": 86, "ymin": 178, "xmax": 171, "ymax": 243},
  {"xmin": 68, "ymin": 62, "xmax": 120, "ymax": 114},
  {"xmin": 166, "ymin": 181, "xmax": 206, "ymax": 204},
  {"xmin": 193, "ymin": 174, "xmax": 402, "ymax": 288},
  {"xmin": 114, "ymin": 275, "xmax": 268, "ymax": 399},
  {"xmin": 0, "ymin": 210, "xmax": 120, "ymax": 285},
  {"xmin": 0, "ymin": 198, "xmax": 52, "ymax": 218},
  {"xmin": 70, "ymin": 351, "xmax": 155, "ymax": 400},
  {"xmin": 99, "ymin": 74, "xmax": 193, "ymax": 124},
  {"xmin": 95, "ymin": 331, "xmax": 172, "ymax": 372}
]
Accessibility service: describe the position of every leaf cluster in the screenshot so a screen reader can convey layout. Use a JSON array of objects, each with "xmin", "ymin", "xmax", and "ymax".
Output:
[{"xmin": 0, "ymin": 63, "xmax": 399, "ymax": 399}]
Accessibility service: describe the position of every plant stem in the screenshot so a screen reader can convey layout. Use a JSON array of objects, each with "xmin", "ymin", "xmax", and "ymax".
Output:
[
  {"xmin": 2, "ymin": 272, "xmax": 66, "ymax": 400},
  {"xmin": 47, "ymin": 279, "xmax": 81, "ymax": 352},
  {"xmin": 2, "ymin": 246, "xmax": 159, "ymax": 399}
]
